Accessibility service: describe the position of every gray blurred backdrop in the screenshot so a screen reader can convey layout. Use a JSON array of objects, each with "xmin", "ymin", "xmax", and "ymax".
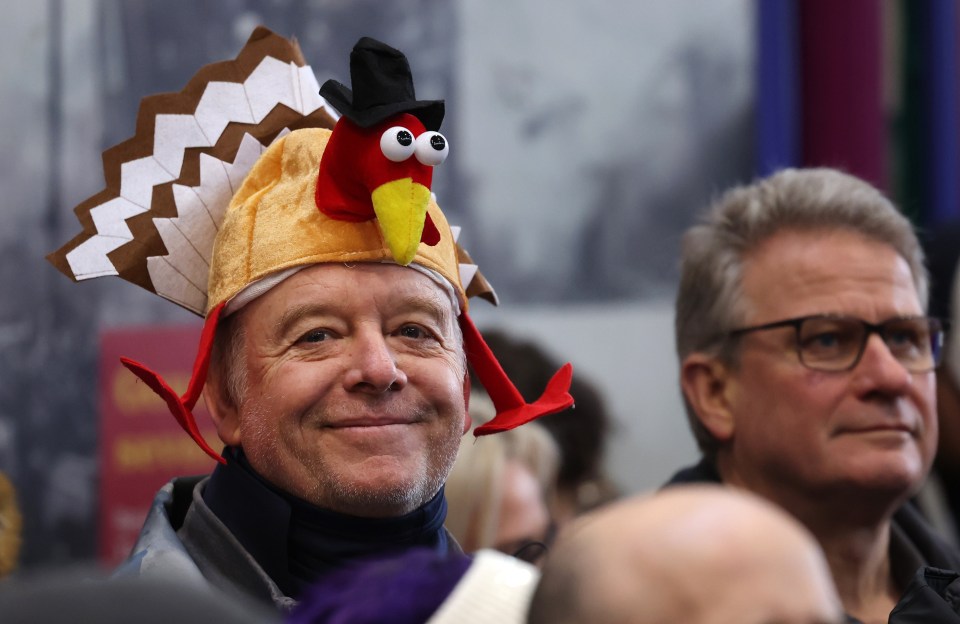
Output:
[{"xmin": 1, "ymin": 0, "xmax": 752, "ymax": 568}]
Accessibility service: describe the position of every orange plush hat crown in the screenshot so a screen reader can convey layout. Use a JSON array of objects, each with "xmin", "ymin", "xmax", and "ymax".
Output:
[{"xmin": 48, "ymin": 29, "xmax": 573, "ymax": 464}]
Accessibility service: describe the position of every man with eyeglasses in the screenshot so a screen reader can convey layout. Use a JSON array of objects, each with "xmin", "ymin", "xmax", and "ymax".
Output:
[{"xmin": 668, "ymin": 168, "xmax": 960, "ymax": 623}]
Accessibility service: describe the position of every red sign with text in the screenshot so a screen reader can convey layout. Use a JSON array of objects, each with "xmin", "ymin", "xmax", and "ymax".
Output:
[{"xmin": 98, "ymin": 325, "xmax": 219, "ymax": 566}]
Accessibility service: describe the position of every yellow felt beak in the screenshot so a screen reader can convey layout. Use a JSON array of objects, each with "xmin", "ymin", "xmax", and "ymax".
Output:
[{"xmin": 371, "ymin": 177, "xmax": 431, "ymax": 266}]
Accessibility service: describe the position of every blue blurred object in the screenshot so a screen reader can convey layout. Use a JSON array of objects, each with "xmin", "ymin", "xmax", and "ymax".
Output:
[{"xmin": 756, "ymin": 0, "xmax": 800, "ymax": 176}]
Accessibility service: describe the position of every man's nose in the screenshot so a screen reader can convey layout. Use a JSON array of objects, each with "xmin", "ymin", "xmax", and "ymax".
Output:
[
  {"xmin": 852, "ymin": 333, "xmax": 914, "ymax": 396},
  {"xmin": 343, "ymin": 330, "xmax": 407, "ymax": 394}
]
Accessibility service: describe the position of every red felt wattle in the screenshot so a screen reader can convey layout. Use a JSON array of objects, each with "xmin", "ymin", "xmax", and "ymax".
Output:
[
  {"xmin": 459, "ymin": 313, "xmax": 575, "ymax": 436},
  {"xmin": 183, "ymin": 302, "xmax": 224, "ymax": 408},
  {"xmin": 421, "ymin": 212, "xmax": 441, "ymax": 246},
  {"xmin": 119, "ymin": 302, "xmax": 227, "ymax": 465},
  {"xmin": 473, "ymin": 363, "xmax": 574, "ymax": 435}
]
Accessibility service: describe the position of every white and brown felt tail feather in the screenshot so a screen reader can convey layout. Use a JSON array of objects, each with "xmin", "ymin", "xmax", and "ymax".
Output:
[
  {"xmin": 146, "ymin": 133, "xmax": 274, "ymax": 314},
  {"xmin": 47, "ymin": 27, "xmax": 339, "ymax": 314}
]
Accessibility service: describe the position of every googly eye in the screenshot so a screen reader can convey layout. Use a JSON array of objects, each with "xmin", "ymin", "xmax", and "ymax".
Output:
[
  {"xmin": 414, "ymin": 131, "xmax": 449, "ymax": 166},
  {"xmin": 380, "ymin": 126, "xmax": 416, "ymax": 162}
]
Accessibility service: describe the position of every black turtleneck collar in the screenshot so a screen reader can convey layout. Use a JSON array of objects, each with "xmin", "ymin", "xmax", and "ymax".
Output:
[{"xmin": 202, "ymin": 447, "xmax": 451, "ymax": 598}]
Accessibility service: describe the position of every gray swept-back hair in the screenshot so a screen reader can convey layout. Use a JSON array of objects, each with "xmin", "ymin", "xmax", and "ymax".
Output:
[{"xmin": 675, "ymin": 168, "xmax": 928, "ymax": 455}]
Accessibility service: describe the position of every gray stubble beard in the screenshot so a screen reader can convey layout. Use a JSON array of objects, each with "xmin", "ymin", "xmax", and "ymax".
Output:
[{"xmin": 242, "ymin": 395, "xmax": 465, "ymax": 516}]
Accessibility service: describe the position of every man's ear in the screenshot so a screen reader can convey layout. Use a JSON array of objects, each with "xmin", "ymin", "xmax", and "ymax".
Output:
[
  {"xmin": 680, "ymin": 353, "xmax": 737, "ymax": 442},
  {"xmin": 202, "ymin": 369, "xmax": 242, "ymax": 447}
]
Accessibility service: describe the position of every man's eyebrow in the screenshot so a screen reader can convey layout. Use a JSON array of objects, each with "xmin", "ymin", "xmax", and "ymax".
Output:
[
  {"xmin": 273, "ymin": 302, "xmax": 336, "ymax": 339},
  {"xmin": 271, "ymin": 295, "xmax": 453, "ymax": 337},
  {"xmin": 394, "ymin": 293, "xmax": 454, "ymax": 327}
]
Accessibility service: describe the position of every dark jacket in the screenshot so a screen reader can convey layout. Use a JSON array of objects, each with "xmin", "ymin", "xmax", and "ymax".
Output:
[
  {"xmin": 666, "ymin": 458, "xmax": 960, "ymax": 623},
  {"xmin": 116, "ymin": 466, "xmax": 461, "ymax": 611}
]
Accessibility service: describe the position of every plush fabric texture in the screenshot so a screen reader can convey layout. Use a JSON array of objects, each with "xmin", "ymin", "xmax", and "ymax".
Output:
[
  {"xmin": 207, "ymin": 127, "xmax": 463, "ymax": 315},
  {"xmin": 314, "ymin": 113, "xmax": 442, "ymax": 266}
]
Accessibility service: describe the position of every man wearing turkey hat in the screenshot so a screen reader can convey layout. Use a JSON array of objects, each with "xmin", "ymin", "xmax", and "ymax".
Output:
[{"xmin": 48, "ymin": 29, "xmax": 572, "ymax": 611}]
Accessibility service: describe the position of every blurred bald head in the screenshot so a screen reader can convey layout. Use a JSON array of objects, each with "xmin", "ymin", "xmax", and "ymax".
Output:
[{"xmin": 528, "ymin": 485, "xmax": 842, "ymax": 624}]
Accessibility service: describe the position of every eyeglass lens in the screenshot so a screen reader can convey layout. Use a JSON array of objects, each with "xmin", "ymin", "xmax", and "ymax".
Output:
[{"xmin": 797, "ymin": 317, "xmax": 939, "ymax": 372}]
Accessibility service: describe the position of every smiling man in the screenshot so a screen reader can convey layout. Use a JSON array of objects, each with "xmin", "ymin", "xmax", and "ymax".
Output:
[
  {"xmin": 206, "ymin": 263, "xmax": 468, "ymax": 519},
  {"xmin": 48, "ymin": 31, "xmax": 571, "ymax": 611},
  {"xmin": 670, "ymin": 168, "xmax": 960, "ymax": 623}
]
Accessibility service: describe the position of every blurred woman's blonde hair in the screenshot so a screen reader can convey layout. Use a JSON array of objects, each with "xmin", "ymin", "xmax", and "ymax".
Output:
[{"xmin": 444, "ymin": 393, "xmax": 560, "ymax": 552}]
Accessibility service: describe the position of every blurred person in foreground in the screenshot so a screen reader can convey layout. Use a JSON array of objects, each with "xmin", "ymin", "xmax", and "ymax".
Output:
[
  {"xmin": 444, "ymin": 394, "xmax": 560, "ymax": 564},
  {"xmin": 0, "ymin": 573, "xmax": 279, "ymax": 624},
  {"xmin": 916, "ymin": 221, "xmax": 960, "ymax": 545},
  {"xmin": 527, "ymin": 485, "xmax": 844, "ymax": 624},
  {"xmin": 670, "ymin": 168, "xmax": 960, "ymax": 622},
  {"xmin": 287, "ymin": 547, "xmax": 539, "ymax": 624},
  {"xmin": 47, "ymin": 29, "xmax": 571, "ymax": 610}
]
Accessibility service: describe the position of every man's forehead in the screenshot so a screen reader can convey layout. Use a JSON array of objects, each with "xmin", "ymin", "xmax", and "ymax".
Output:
[
  {"xmin": 249, "ymin": 263, "xmax": 456, "ymax": 323},
  {"xmin": 747, "ymin": 227, "xmax": 898, "ymax": 263},
  {"xmin": 741, "ymin": 228, "xmax": 921, "ymax": 313}
]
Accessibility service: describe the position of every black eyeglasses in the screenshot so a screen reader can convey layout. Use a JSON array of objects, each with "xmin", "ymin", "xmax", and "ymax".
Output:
[{"xmin": 728, "ymin": 314, "xmax": 945, "ymax": 373}]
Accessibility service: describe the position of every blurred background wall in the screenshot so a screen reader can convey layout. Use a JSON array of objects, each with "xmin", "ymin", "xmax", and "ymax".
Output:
[{"xmin": 1, "ymin": 0, "xmax": 956, "ymax": 569}]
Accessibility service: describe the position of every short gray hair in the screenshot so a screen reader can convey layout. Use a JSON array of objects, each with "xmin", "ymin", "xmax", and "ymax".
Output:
[
  {"xmin": 675, "ymin": 168, "xmax": 928, "ymax": 455},
  {"xmin": 209, "ymin": 310, "xmax": 248, "ymax": 408}
]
